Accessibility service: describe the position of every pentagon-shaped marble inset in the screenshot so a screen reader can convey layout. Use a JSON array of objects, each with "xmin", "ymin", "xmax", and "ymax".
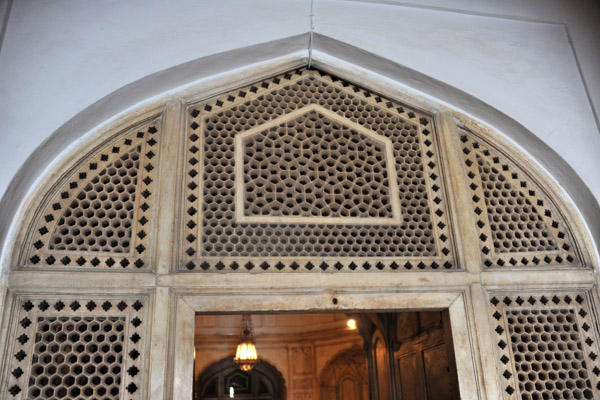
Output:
[{"xmin": 235, "ymin": 104, "xmax": 402, "ymax": 225}]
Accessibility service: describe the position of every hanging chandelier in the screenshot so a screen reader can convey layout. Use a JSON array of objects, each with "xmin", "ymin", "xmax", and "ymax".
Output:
[{"xmin": 233, "ymin": 314, "xmax": 258, "ymax": 371}]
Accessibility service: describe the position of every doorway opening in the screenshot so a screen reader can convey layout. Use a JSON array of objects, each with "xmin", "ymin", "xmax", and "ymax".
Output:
[{"xmin": 193, "ymin": 311, "xmax": 460, "ymax": 400}]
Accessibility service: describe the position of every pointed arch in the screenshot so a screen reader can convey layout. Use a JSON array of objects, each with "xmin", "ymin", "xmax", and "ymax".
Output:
[
  {"xmin": 1, "ymin": 43, "xmax": 598, "ymax": 272},
  {"xmin": 319, "ymin": 345, "xmax": 369, "ymax": 400},
  {"xmin": 6, "ymin": 66, "xmax": 594, "ymax": 272},
  {"xmin": 1, "ymin": 55, "xmax": 599, "ymax": 400}
]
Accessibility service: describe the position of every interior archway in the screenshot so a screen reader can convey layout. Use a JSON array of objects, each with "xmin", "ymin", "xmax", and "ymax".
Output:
[{"xmin": 319, "ymin": 345, "xmax": 369, "ymax": 400}]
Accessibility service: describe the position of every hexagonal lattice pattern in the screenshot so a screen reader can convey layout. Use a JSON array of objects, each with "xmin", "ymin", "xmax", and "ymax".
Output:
[
  {"xmin": 477, "ymin": 153, "xmax": 556, "ymax": 253},
  {"xmin": 459, "ymin": 129, "xmax": 579, "ymax": 268},
  {"xmin": 183, "ymin": 68, "xmax": 454, "ymax": 271},
  {"xmin": 28, "ymin": 316, "xmax": 125, "ymax": 398},
  {"xmin": 490, "ymin": 293, "xmax": 600, "ymax": 399},
  {"xmin": 4, "ymin": 297, "xmax": 147, "ymax": 400},
  {"xmin": 237, "ymin": 107, "xmax": 401, "ymax": 223},
  {"xmin": 25, "ymin": 120, "xmax": 161, "ymax": 269},
  {"xmin": 507, "ymin": 310, "xmax": 591, "ymax": 398},
  {"xmin": 49, "ymin": 146, "xmax": 141, "ymax": 253}
]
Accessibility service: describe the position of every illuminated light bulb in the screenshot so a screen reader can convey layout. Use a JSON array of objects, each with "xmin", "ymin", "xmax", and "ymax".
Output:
[
  {"xmin": 233, "ymin": 315, "xmax": 258, "ymax": 371},
  {"xmin": 347, "ymin": 319, "xmax": 357, "ymax": 329}
]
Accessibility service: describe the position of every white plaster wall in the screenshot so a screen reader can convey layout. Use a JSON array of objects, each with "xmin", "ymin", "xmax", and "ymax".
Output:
[
  {"xmin": 0, "ymin": 0, "xmax": 310, "ymax": 195},
  {"xmin": 314, "ymin": 0, "xmax": 600, "ymax": 201},
  {"xmin": 0, "ymin": 0, "xmax": 599, "ymax": 254},
  {"xmin": 369, "ymin": 0, "xmax": 600, "ymax": 125}
]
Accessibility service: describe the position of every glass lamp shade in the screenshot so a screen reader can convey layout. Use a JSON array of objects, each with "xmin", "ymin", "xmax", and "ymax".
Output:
[{"xmin": 234, "ymin": 339, "xmax": 258, "ymax": 371}]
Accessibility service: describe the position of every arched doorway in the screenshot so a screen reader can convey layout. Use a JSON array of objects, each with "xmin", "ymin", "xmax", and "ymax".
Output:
[{"xmin": 196, "ymin": 357, "xmax": 285, "ymax": 400}]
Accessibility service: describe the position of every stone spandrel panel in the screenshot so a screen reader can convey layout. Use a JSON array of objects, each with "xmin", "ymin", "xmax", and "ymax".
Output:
[
  {"xmin": 459, "ymin": 129, "xmax": 580, "ymax": 268},
  {"xmin": 3, "ymin": 296, "xmax": 148, "ymax": 399},
  {"xmin": 22, "ymin": 118, "xmax": 161, "ymax": 270},
  {"xmin": 489, "ymin": 293, "xmax": 600, "ymax": 400},
  {"xmin": 183, "ymin": 68, "xmax": 456, "ymax": 272}
]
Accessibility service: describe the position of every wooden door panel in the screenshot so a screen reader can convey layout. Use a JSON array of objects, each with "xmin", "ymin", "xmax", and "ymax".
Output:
[
  {"xmin": 396, "ymin": 353, "xmax": 426, "ymax": 400},
  {"xmin": 423, "ymin": 344, "xmax": 454, "ymax": 400},
  {"xmin": 394, "ymin": 311, "xmax": 459, "ymax": 400}
]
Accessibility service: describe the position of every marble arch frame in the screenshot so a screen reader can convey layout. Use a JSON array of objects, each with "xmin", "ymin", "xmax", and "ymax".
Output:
[
  {"xmin": 1, "ymin": 35, "xmax": 599, "ymax": 273},
  {"xmin": 1, "ymin": 41, "xmax": 599, "ymax": 400}
]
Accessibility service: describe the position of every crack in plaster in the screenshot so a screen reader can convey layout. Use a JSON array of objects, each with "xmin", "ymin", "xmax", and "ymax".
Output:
[{"xmin": 308, "ymin": 0, "xmax": 315, "ymax": 68}]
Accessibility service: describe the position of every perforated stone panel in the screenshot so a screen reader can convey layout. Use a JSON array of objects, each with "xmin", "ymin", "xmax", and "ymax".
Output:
[
  {"xmin": 183, "ymin": 68, "xmax": 455, "ymax": 271},
  {"xmin": 29, "ymin": 316, "xmax": 126, "ymax": 398},
  {"xmin": 3, "ymin": 296, "xmax": 147, "ymax": 399},
  {"xmin": 490, "ymin": 293, "xmax": 600, "ymax": 399},
  {"xmin": 235, "ymin": 105, "xmax": 402, "ymax": 225},
  {"xmin": 459, "ymin": 129, "xmax": 579, "ymax": 268},
  {"xmin": 49, "ymin": 146, "xmax": 142, "ymax": 253},
  {"xmin": 23, "ymin": 118, "xmax": 161, "ymax": 269}
]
